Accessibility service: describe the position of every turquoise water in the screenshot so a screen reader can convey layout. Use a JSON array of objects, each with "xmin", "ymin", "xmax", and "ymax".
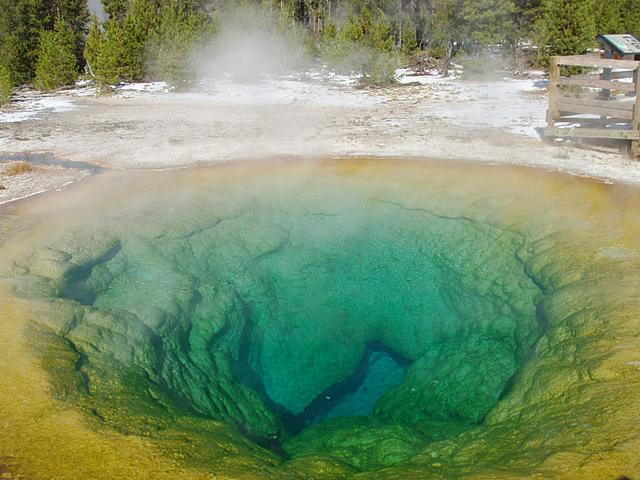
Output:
[
  {"xmin": 310, "ymin": 344, "xmax": 409, "ymax": 424},
  {"xmin": 15, "ymin": 164, "xmax": 545, "ymax": 469},
  {"xmin": 6, "ymin": 161, "xmax": 640, "ymax": 479}
]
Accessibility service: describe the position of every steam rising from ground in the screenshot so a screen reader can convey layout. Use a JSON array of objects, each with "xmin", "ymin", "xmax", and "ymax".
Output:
[{"xmin": 192, "ymin": 4, "xmax": 312, "ymax": 81}]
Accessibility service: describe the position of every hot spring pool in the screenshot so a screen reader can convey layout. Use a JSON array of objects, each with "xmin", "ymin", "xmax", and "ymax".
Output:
[{"xmin": 0, "ymin": 159, "xmax": 638, "ymax": 479}]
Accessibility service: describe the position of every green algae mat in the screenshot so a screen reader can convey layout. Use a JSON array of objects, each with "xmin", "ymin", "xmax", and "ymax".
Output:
[{"xmin": 0, "ymin": 158, "xmax": 639, "ymax": 480}]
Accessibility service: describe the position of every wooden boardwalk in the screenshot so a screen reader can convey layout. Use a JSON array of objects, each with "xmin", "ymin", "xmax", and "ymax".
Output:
[{"xmin": 545, "ymin": 55, "xmax": 640, "ymax": 156}]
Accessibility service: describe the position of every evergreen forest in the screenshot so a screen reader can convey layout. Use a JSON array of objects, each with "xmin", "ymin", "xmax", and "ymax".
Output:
[{"xmin": 0, "ymin": 0, "xmax": 639, "ymax": 104}]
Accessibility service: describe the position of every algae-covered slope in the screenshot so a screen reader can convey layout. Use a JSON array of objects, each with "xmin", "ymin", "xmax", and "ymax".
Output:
[{"xmin": 0, "ymin": 159, "xmax": 639, "ymax": 480}]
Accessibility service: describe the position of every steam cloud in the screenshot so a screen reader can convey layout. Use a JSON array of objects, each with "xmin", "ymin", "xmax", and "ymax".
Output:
[{"xmin": 191, "ymin": 4, "xmax": 312, "ymax": 81}]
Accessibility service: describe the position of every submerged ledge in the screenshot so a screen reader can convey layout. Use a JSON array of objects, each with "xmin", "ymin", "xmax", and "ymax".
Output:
[{"xmin": 0, "ymin": 158, "xmax": 639, "ymax": 479}]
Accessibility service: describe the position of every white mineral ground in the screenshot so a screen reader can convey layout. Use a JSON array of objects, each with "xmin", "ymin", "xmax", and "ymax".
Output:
[{"xmin": 2, "ymin": 69, "xmax": 640, "ymax": 205}]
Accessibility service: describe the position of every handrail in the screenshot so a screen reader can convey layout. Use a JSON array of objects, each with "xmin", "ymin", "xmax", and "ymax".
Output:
[
  {"xmin": 546, "ymin": 55, "xmax": 640, "ymax": 156},
  {"xmin": 557, "ymin": 77, "xmax": 636, "ymax": 93},
  {"xmin": 568, "ymin": 71, "xmax": 635, "ymax": 80},
  {"xmin": 555, "ymin": 55, "xmax": 640, "ymax": 70},
  {"xmin": 556, "ymin": 95, "xmax": 635, "ymax": 111}
]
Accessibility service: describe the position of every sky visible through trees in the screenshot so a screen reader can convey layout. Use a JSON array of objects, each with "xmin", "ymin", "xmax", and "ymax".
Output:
[{"xmin": 89, "ymin": 0, "xmax": 106, "ymax": 20}]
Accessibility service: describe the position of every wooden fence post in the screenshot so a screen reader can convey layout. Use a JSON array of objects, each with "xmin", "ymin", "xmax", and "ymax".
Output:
[
  {"xmin": 632, "ymin": 69, "xmax": 640, "ymax": 158},
  {"xmin": 544, "ymin": 55, "xmax": 640, "ymax": 153},
  {"xmin": 601, "ymin": 46, "xmax": 613, "ymax": 99},
  {"xmin": 546, "ymin": 56, "xmax": 560, "ymax": 133}
]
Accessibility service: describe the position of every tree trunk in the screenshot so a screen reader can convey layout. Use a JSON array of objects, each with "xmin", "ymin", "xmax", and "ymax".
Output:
[
  {"xmin": 440, "ymin": 40, "xmax": 456, "ymax": 77},
  {"xmin": 86, "ymin": 60, "xmax": 95, "ymax": 78}
]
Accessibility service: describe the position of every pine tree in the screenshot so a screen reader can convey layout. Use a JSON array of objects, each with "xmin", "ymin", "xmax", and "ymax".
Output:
[
  {"xmin": 429, "ymin": 0, "xmax": 464, "ymax": 73},
  {"xmin": 463, "ymin": 0, "xmax": 515, "ymax": 47},
  {"xmin": 538, "ymin": 0, "xmax": 596, "ymax": 57},
  {"xmin": 102, "ymin": 0, "xmax": 129, "ymax": 22},
  {"xmin": 95, "ymin": 19, "xmax": 127, "ymax": 85},
  {"xmin": 398, "ymin": 17, "xmax": 418, "ymax": 55},
  {"xmin": 0, "ymin": 0, "xmax": 17, "ymax": 86},
  {"xmin": 513, "ymin": 0, "xmax": 543, "ymax": 38},
  {"xmin": 0, "ymin": 0, "xmax": 88, "ymax": 84},
  {"xmin": 596, "ymin": 0, "xmax": 624, "ymax": 35},
  {"xmin": 146, "ymin": 1, "xmax": 210, "ymax": 85},
  {"xmin": 622, "ymin": 0, "xmax": 640, "ymax": 36},
  {"xmin": 120, "ymin": 0, "xmax": 156, "ymax": 82},
  {"xmin": 53, "ymin": 0, "xmax": 90, "ymax": 69},
  {"xmin": 0, "ymin": 0, "xmax": 15, "ymax": 56},
  {"xmin": 34, "ymin": 18, "xmax": 78, "ymax": 91},
  {"xmin": 94, "ymin": 0, "xmax": 156, "ymax": 85},
  {"xmin": 84, "ymin": 14, "xmax": 103, "ymax": 77},
  {"xmin": 0, "ymin": 63, "xmax": 12, "ymax": 105},
  {"xmin": 338, "ymin": 5, "xmax": 394, "ymax": 52},
  {"xmin": 9, "ymin": 0, "xmax": 51, "ymax": 83},
  {"xmin": 322, "ymin": 5, "xmax": 398, "ymax": 84},
  {"xmin": 321, "ymin": 21, "xmax": 338, "ymax": 42}
]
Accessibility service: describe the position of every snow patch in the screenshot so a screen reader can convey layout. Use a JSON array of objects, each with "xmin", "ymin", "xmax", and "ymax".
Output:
[
  {"xmin": 107, "ymin": 70, "xmax": 367, "ymax": 106},
  {"xmin": 395, "ymin": 68, "xmax": 447, "ymax": 85},
  {"xmin": 429, "ymin": 78, "xmax": 548, "ymax": 138},
  {"xmin": 0, "ymin": 70, "xmax": 547, "ymax": 141},
  {"xmin": 393, "ymin": 68, "xmax": 548, "ymax": 138},
  {"xmin": 0, "ymin": 96, "xmax": 77, "ymax": 124},
  {"xmin": 181, "ymin": 75, "xmax": 377, "ymax": 108},
  {"xmin": 116, "ymin": 82, "xmax": 171, "ymax": 96},
  {"xmin": 38, "ymin": 97, "xmax": 75, "ymax": 112}
]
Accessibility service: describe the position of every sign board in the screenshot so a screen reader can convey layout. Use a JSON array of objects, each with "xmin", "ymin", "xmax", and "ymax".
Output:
[{"xmin": 597, "ymin": 34, "xmax": 640, "ymax": 56}]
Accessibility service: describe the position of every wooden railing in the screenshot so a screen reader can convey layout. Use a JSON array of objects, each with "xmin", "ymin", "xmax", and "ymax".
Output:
[{"xmin": 545, "ymin": 55, "xmax": 640, "ymax": 156}]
